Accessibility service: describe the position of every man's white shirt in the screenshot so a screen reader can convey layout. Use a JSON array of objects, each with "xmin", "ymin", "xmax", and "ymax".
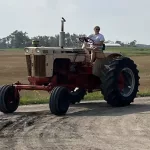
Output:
[
  {"xmin": 88, "ymin": 33, "xmax": 105, "ymax": 44},
  {"xmin": 88, "ymin": 33, "xmax": 105, "ymax": 48}
]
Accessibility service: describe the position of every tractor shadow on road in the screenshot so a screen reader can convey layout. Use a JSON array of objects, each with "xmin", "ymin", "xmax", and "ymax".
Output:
[{"xmin": 68, "ymin": 100, "xmax": 150, "ymax": 117}]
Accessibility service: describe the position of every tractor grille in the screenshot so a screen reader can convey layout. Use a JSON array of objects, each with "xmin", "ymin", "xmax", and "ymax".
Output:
[
  {"xmin": 34, "ymin": 55, "xmax": 46, "ymax": 76},
  {"xmin": 26, "ymin": 55, "xmax": 46, "ymax": 77}
]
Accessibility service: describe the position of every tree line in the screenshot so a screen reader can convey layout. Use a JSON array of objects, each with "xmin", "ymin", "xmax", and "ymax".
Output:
[{"xmin": 0, "ymin": 30, "xmax": 137, "ymax": 49}]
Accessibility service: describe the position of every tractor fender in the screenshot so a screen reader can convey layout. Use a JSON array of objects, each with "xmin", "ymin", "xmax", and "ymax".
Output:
[
  {"xmin": 92, "ymin": 53, "xmax": 123, "ymax": 78},
  {"xmin": 105, "ymin": 52, "xmax": 123, "ymax": 59}
]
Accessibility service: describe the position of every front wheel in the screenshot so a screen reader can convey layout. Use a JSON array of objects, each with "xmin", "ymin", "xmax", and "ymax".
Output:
[
  {"xmin": 49, "ymin": 86, "xmax": 70, "ymax": 116},
  {"xmin": 100, "ymin": 57, "xmax": 140, "ymax": 107},
  {"xmin": 0, "ymin": 85, "xmax": 20, "ymax": 113}
]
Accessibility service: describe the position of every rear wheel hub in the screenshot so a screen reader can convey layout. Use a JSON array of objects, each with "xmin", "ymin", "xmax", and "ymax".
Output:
[{"xmin": 118, "ymin": 68, "xmax": 135, "ymax": 97}]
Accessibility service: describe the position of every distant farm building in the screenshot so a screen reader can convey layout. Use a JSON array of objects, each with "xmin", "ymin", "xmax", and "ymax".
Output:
[{"xmin": 105, "ymin": 43, "xmax": 121, "ymax": 47}]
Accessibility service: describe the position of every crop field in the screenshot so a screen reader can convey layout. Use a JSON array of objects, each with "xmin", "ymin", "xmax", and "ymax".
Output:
[{"xmin": 0, "ymin": 47, "xmax": 150, "ymax": 104}]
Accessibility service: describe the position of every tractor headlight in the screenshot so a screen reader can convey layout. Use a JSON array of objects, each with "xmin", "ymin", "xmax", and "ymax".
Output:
[
  {"xmin": 35, "ymin": 48, "xmax": 40, "ymax": 53},
  {"xmin": 24, "ymin": 48, "xmax": 29, "ymax": 53}
]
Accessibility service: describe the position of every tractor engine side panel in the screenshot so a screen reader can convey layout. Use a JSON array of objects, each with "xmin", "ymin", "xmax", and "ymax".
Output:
[
  {"xmin": 46, "ymin": 53, "xmax": 86, "ymax": 77},
  {"xmin": 46, "ymin": 55, "xmax": 53, "ymax": 77}
]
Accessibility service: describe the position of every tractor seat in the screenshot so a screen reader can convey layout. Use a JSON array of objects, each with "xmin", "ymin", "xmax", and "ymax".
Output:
[{"xmin": 102, "ymin": 43, "xmax": 105, "ymax": 51}]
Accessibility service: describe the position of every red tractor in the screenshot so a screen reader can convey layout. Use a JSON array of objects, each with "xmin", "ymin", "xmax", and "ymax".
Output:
[{"xmin": 0, "ymin": 18, "xmax": 140, "ymax": 116}]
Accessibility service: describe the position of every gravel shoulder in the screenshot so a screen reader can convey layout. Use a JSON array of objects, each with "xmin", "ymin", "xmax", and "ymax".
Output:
[{"xmin": 1, "ymin": 97, "xmax": 150, "ymax": 150}]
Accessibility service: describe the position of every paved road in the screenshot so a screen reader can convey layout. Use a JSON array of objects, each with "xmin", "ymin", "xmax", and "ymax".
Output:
[{"xmin": 1, "ymin": 97, "xmax": 150, "ymax": 150}]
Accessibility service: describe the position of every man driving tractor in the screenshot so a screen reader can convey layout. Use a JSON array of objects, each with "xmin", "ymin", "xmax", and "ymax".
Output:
[{"xmin": 82, "ymin": 26, "xmax": 105, "ymax": 64}]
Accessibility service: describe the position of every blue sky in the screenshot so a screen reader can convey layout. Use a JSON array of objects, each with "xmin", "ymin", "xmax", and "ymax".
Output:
[{"xmin": 0, "ymin": 0, "xmax": 150, "ymax": 44}]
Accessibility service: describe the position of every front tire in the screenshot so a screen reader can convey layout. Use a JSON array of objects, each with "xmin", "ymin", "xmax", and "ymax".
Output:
[
  {"xmin": 100, "ymin": 57, "xmax": 140, "ymax": 107},
  {"xmin": 0, "ymin": 85, "xmax": 20, "ymax": 113},
  {"xmin": 49, "ymin": 86, "xmax": 70, "ymax": 116}
]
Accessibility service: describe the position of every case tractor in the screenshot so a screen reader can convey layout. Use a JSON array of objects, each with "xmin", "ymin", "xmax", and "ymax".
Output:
[{"xmin": 0, "ymin": 18, "xmax": 140, "ymax": 116}]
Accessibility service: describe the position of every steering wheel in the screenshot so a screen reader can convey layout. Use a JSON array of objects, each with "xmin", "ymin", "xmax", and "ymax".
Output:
[{"xmin": 79, "ymin": 37, "xmax": 94, "ymax": 45}]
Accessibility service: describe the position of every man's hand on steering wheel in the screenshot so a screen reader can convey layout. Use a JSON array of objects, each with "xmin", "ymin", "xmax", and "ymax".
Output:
[{"xmin": 79, "ymin": 37, "xmax": 94, "ymax": 45}]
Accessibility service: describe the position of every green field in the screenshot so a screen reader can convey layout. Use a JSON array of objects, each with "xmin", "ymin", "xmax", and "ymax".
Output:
[{"xmin": 106, "ymin": 47, "xmax": 150, "ymax": 56}]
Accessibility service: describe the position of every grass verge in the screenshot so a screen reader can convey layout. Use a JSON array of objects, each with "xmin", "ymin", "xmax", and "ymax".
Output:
[
  {"xmin": 19, "ymin": 91, "xmax": 150, "ymax": 105},
  {"xmin": 20, "ymin": 91, "xmax": 104, "ymax": 105}
]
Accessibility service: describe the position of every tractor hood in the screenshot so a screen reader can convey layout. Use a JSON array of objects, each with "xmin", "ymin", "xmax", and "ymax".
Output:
[{"xmin": 24, "ymin": 47, "xmax": 84, "ymax": 55}]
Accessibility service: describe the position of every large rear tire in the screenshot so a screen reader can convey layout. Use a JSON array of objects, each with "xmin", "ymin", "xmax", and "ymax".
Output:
[
  {"xmin": 0, "ymin": 85, "xmax": 20, "ymax": 113},
  {"xmin": 49, "ymin": 86, "xmax": 70, "ymax": 116},
  {"xmin": 100, "ymin": 57, "xmax": 140, "ymax": 107}
]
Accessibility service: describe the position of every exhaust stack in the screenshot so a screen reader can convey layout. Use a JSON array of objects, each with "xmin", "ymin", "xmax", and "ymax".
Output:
[{"xmin": 59, "ymin": 17, "xmax": 66, "ymax": 48}]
